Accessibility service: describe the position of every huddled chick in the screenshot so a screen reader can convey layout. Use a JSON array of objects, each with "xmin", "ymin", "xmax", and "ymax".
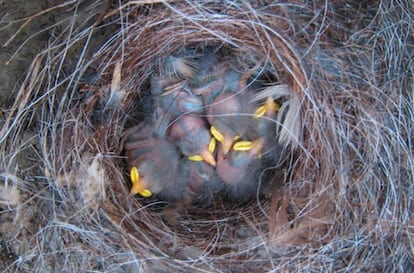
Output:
[{"xmin": 123, "ymin": 50, "xmax": 285, "ymax": 204}]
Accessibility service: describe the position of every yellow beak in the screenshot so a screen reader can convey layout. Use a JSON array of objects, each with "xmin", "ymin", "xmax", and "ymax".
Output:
[
  {"xmin": 129, "ymin": 167, "xmax": 152, "ymax": 197},
  {"xmin": 200, "ymin": 149, "xmax": 216, "ymax": 166}
]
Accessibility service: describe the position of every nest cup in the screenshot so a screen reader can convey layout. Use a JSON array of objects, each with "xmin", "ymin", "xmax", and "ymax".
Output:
[
  {"xmin": 96, "ymin": 2, "xmax": 304, "ymax": 261},
  {"xmin": 0, "ymin": 1, "xmax": 413, "ymax": 272}
]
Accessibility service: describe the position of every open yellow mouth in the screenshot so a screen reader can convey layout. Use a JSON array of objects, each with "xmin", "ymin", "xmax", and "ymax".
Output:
[
  {"xmin": 188, "ymin": 137, "xmax": 217, "ymax": 166},
  {"xmin": 253, "ymin": 97, "xmax": 280, "ymax": 118},
  {"xmin": 210, "ymin": 126, "xmax": 224, "ymax": 143},
  {"xmin": 210, "ymin": 126, "xmax": 239, "ymax": 154},
  {"xmin": 233, "ymin": 138, "xmax": 264, "ymax": 158},
  {"xmin": 233, "ymin": 140, "xmax": 253, "ymax": 151},
  {"xmin": 208, "ymin": 137, "xmax": 216, "ymax": 154},
  {"xmin": 129, "ymin": 166, "xmax": 152, "ymax": 197}
]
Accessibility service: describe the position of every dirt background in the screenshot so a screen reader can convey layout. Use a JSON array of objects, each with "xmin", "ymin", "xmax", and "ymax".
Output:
[
  {"xmin": 0, "ymin": 0, "xmax": 99, "ymax": 267},
  {"xmin": 1, "ymin": 0, "xmax": 52, "ymax": 108},
  {"xmin": 1, "ymin": 0, "xmax": 50, "ymax": 266},
  {"xmin": 0, "ymin": 0, "xmax": 110, "ymax": 110}
]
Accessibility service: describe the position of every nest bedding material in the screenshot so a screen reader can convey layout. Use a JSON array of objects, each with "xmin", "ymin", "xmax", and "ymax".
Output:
[{"xmin": 0, "ymin": 0, "xmax": 413, "ymax": 272}]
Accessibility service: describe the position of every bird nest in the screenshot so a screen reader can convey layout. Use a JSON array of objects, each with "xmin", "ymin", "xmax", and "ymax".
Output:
[{"xmin": 1, "ymin": 1, "xmax": 413, "ymax": 272}]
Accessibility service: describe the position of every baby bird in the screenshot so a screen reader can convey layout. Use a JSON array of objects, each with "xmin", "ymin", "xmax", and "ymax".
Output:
[
  {"xmin": 253, "ymin": 97, "xmax": 279, "ymax": 133},
  {"xmin": 123, "ymin": 121, "xmax": 189, "ymax": 201},
  {"xmin": 151, "ymin": 55, "xmax": 203, "ymax": 137},
  {"xmin": 190, "ymin": 61, "xmax": 228, "ymax": 104},
  {"xmin": 169, "ymin": 114, "xmax": 217, "ymax": 166},
  {"xmin": 216, "ymin": 138, "xmax": 265, "ymax": 201},
  {"xmin": 126, "ymin": 140, "xmax": 182, "ymax": 198},
  {"xmin": 127, "ymin": 142, "xmax": 221, "ymax": 203},
  {"xmin": 207, "ymin": 90, "xmax": 256, "ymax": 154},
  {"xmin": 250, "ymin": 84, "xmax": 301, "ymax": 147},
  {"xmin": 151, "ymin": 80, "xmax": 204, "ymax": 137},
  {"xmin": 124, "ymin": 120, "xmax": 221, "ymax": 203},
  {"xmin": 152, "ymin": 79, "xmax": 203, "ymax": 116},
  {"xmin": 190, "ymin": 59, "xmax": 251, "ymax": 107},
  {"xmin": 246, "ymin": 96, "xmax": 281, "ymax": 157},
  {"xmin": 184, "ymin": 160, "xmax": 224, "ymax": 205}
]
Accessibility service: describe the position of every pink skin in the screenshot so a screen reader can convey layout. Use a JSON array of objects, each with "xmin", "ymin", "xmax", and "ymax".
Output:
[
  {"xmin": 207, "ymin": 92, "xmax": 254, "ymax": 154},
  {"xmin": 216, "ymin": 149, "xmax": 243, "ymax": 185},
  {"xmin": 216, "ymin": 138, "xmax": 264, "ymax": 185},
  {"xmin": 169, "ymin": 114, "xmax": 216, "ymax": 166},
  {"xmin": 186, "ymin": 161, "xmax": 216, "ymax": 195}
]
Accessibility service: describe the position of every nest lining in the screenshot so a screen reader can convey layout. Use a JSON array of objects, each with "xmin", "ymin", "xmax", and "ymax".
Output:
[{"xmin": 0, "ymin": 0, "xmax": 413, "ymax": 272}]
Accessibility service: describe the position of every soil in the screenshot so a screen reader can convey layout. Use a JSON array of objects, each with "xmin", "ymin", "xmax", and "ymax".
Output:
[
  {"xmin": 0, "ymin": 0, "xmax": 54, "ymax": 108},
  {"xmin": 0, "ymin": 1, "xmax": 83, "ymax": 270}
]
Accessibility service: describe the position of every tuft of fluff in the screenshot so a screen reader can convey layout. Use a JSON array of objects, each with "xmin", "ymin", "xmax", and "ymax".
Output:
[
  {"xmin": 0, "ymin": 184, "xmax": 20, "ymax": 207},
  {"xmin": 163, "ymin": 56, "xmax": 197, "ymax": 79}
]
